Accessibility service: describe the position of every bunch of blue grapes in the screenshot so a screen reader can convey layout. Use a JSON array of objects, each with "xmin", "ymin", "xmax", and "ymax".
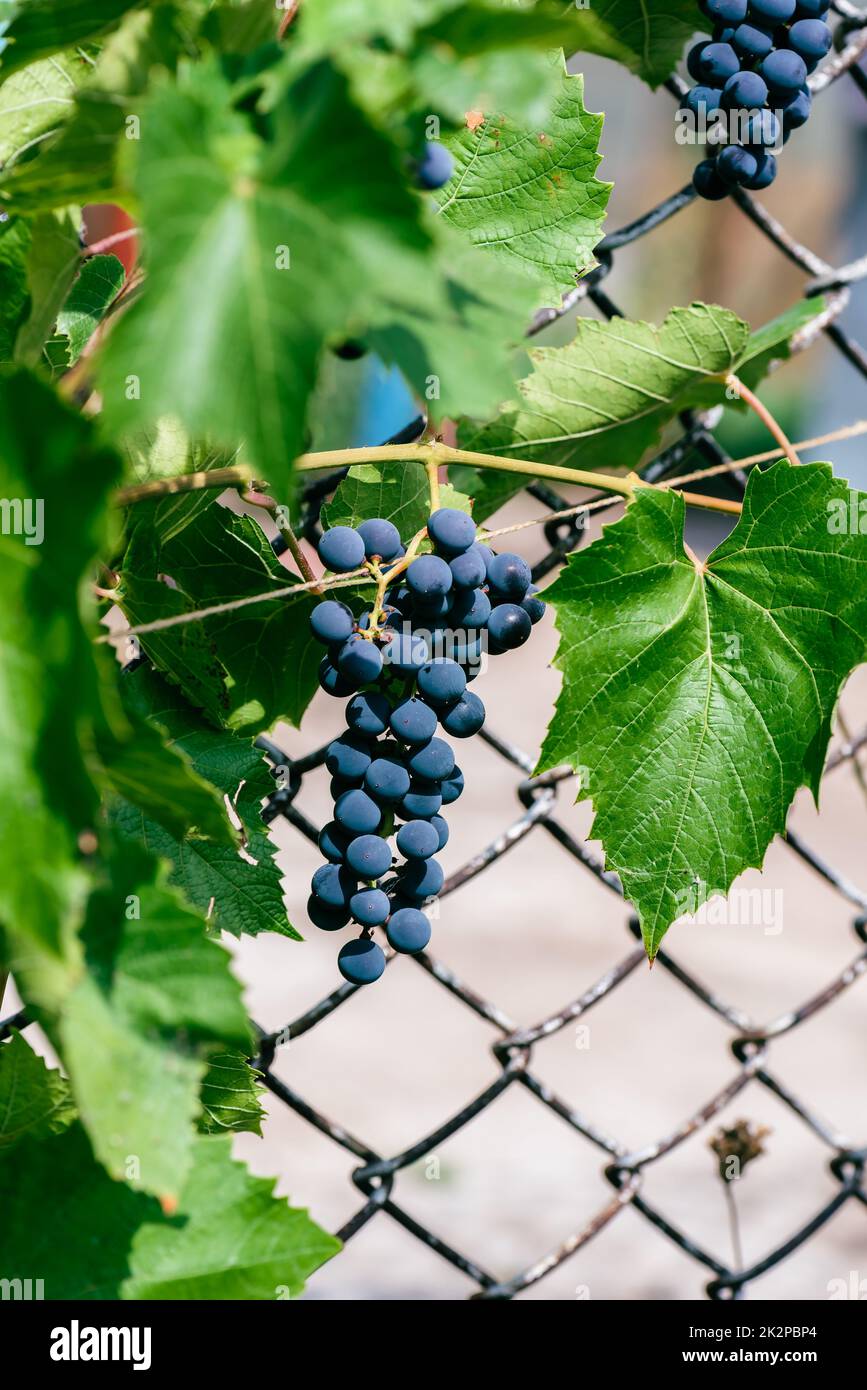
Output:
[
  {"xmin": 683, "ymin": 0, "xmax": 832, "ymax": 197},
  {"xmin": 307, "ymin": 508, "xmax": 544, "ymax": 985}
]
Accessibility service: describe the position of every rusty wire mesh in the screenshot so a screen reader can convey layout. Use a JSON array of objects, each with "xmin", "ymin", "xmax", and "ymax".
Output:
[
  {"xmin": 4, "ymin": 4, "xmax": 867, "ymax": 1305},
  {"xmin": 253, "ymin": 10, "xmax": 867, "ymax": 1302}
]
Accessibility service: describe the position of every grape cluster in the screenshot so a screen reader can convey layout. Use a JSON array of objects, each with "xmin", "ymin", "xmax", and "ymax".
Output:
[
  {"xmin": 307, "ymin": 509, "xmax": 544, "ymax": 985},
  {"xmin": 684, "ymin": 0, "xmax": 831, "ymax": 198}
]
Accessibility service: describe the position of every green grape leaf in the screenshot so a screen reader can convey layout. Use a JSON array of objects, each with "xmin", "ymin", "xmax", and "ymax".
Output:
[
  {"xmin": 0, "ymin": 1127, "xmax": 337, "ymax": 1299},
  {"xmin": 411, "ymin": 44, "xmax": 562, "ymax": 128},
  {"xmin": 437, "ymin": 65, "xmax": 611, "ymax": 295},
  {"xmin": 0, "ymin": 50, "xmax": 86, "ymax": 170},
  {"xmin": 366, "ymin": 227, "xmax": 539, "ymax": 422},
  {"xmin": 124, "ymin": 1134, "xmax": 341, "ymax": 1298},
  {"xmin": 0, "ymin": 215, "xmax": 31, "ymax": 360},
  {"xmin": 321, "ymin": 459, "xmax": 470, "ymax": 536},
  {"xmin": 198, "ymin": 1050, "xmax": 265, "ymax": 1135},
  {"xmin": 0, "ymin": 6, "xmax": 186, "ymax": 213},
  {"xmin": 118, "ymin": 499, "xmax": 320, "ymax": 731},
  {"xmin": 61, "ymin": 842, "xmax": 251, "ymax": 1200},
  {"xmin": 419, "ymin": 0, "xmax": 700, "ymax": 90},
  {"xmin": 701, "ymin": 297, "xmax": 829, "ymax": 404},
  {"xmin": 14, "ymin": 207, "xmax": 80, "ymax": 365},
  {"xmin": 199, "ymin": 0, "xmax": 281, "ymax": 53},
  {"xmin": 108, "ymin": 666, "xmax": 298, "ymax": 939},
  {"xmin": 99, "ymin": 59, "xmax": 440, "ymax": 501},
  {"xmin": 0, "ymin": 1123, "xmax": 160, "ymax": 1298},
  {"xmin": 538, "ymin": 461, "xmax": 867, "ymax": 959},
  {"xmin": 0, "ymin": 1030, "xmax": 76, "ymax": 1149},
  {"xmin": 0, "ymin": 369, "xmax": 121, "ymax": 975},
  {"xmin": 0, "ymin": 0, "xmax": 142, "ymax": 80},
  {"xmin": 57, "ymin": 252, "xmax": 125, "ymax": 363},
  {"xmin": 455, "ymin": 302, "xmax": 751, "ymax": 521}
]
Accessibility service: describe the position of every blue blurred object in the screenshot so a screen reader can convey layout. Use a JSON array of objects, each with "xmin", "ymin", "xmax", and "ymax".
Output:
[{"xmin": 353, "ymin": 357, "xmax": 420, "ymax": 447}]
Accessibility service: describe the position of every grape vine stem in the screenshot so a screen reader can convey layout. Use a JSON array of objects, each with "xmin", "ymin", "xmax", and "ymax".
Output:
[
  {"xmin": 294, "ymin": 441, "xmax": 743, "ymax": 516},
  {"xmin": 725, "ymin": 374, "xmax": 801, "ymax": 467}
]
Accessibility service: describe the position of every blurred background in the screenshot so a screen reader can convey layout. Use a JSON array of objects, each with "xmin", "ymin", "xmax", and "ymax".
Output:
[{"xmin": 227, "ymin": 46, "xmax": 867, "ymax": 1301}]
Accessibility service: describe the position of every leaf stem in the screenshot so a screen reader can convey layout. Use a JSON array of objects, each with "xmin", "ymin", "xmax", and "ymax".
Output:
[
  {"xmin": 295, "ymin": 440, "xmax": 638, "ymax": 500},
  {"xmin": 726, "ymin": 374, "xmax": 801, "ymax": 467},
  {"xmin": 114, "ymin": 466, "xmax": 255, "ymax": 507},
  {"xmin": 276, "ymin": 517, "xmax": 322, "ymax": 592},
  {"xmin": 425, "ymin": 458, "xmax": 441, "ymax": 512}
]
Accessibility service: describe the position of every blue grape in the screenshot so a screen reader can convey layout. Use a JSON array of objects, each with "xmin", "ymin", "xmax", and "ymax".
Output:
[
  {"xmin": 698, "ymin": 41, "xmax": 741, "ymax": 83},
  {"xmin": 693, "ymin": 158, "xmax": 730, "ymax": 200},
  {"xmin": 336, "ymin": 634, "xmax": 383, "ymax": 684},
  {"xmin": 430, "ymin": 814, "xmax": 449, "ymax": 850},
  {"xmin": 350, "ymin": 887, "xmax": 391, "ymax": 927},
  {"xmin": 748, "ymin": 0, "xmax": 795, "ymax": 17},
  {"xmin": 381, "ymin": 630, "xmax": 429, "ymax": 672},
  {"xmin": 427, "ymin": 507, "xmax": 477, "ymax": 556},
  {"xmin": 521, "ymin": 590, "xmax": 546, "ymax": 624},
  {"xmin": 310, "ymin": 599, "xmax": 354, "ymax": 645},
  {"xmin": 406, "ymin": 554, "xmax": 452, "ymax": 598},
  {"xmin": 701, "ymin": 0, "xmax": 748, "ymax": 20},
  {"xmin": 687, "ymin": 40, "xmax": 710, "ymax": 81},
  {"xmin": 449, "ymin": 548, "xmax": 487, "ymax": 589},
  {"xmin": 338, "ymin": 938, "xmax": 386, "ymax": 984},
  {"xmin": 318, "ymin": 821, "xmax": 352, "ymax": 863},
  {"xmin": 396, "ymin": 819, "xmax": 439, "ymax": 860},
  {"xmin": 741, "ymin": 149, "xmax": 777, "ymax": 188},
  {"xmin": 440, "ymin": 692, "xmax": 485, "ymax": 738},
  {"xmin": 325, "ymin": 733, "xmax": 373, "ymax": 781},
  {"xmin": 717, "ymin": 144, "xmax": 759, "ymax": 184},
  {"xmin": 413, "ymin": 591, "xmax": 452, "ymax": 619},
  {"xmin": 743, "ymin": 109, "xmax": 781, "ymax": 145},
  {"xmin": 311, "ymin": 863, "xmax": 356, "ymax": 909},
  {"xmin": 783, "ymin": 87, "xmax": 811, "ymax": 129},
  {"xmin": 794, "ymin": 0, "xmax": 828, "ymax": 14},
  {"xmin": 407, "ymin": 736, "xmax": 455, "ymax": 782},
  {"xmin": 722, "ymin": 69, "xmax": 769, "ymax": 107},
  {"xmin": 365, "ymin": 756, "xmax": 411, "ymax": 804},
  {"xmin": 345, "ymin": 690, "xmax": 391, "ymax": 736},
  {"xmin": 417, "ymin": 141, "xmax": 454, "ymax": 190},
  {"xmin": 357, "ymin": 517, "xmax": 402, "ymax": 561},
  {"xmin": 319, "ymin": 656, "xmax": 356, "ymax": 697},
  {"xmin": 683, "ymin": 85, "xmax": 723, "ymax": 117},
  {"xmin": 399, "ymin": 858, "xmax": 444, "ymax": 902},
  {"xmin": 307, "ymin": 895, "xmax": 350, "ymax": 931},
  {"xmin": 390, "ymin": 697, "xmax": 438, "ymax": 745},
  {"xmin": 487, "ymin": 603, "xmax": 532, "ymax": 651},
  {"xmin": 761, "ymin": 47, "xmax": 807, "ymax": 88},
  {"xmin": 487, "ymin": 552, "xmax": 532, "ymax": 601},
  {"xmin": 450, "ymin": 587, "xmax": 492, "ymax": 627},
  {"xmin": 731, "ymin": 22, "xmax": 774, "ymax": 58},
  {"xmin": 319, "ymin": 526, "xmax": 366, "ymax": 572},
  {"xmin": 417, "ymin": 658, "xmax": 466, "ymax": 707},
  {"xmin": 345, "ymin": 833, "xmax": 393, "ymax": 879},
  {"xmin": 386, "ymin": 908, "xmax": 431, "ymax": 954},
  {"xmin": 473, "ymin": 542, "xmax": 496, "ymax": 578},
  {"xmin": 787, "ymin": 17, "xmax": 831, "ymax": 59},
  {"xmin": 440, "ymin": 768, "xmax": 464, "ymax": 805},
  {"xmin": 334, "ymin": 788, "xmax": 381, "ymax": 834},
  {"xmin": 400, "ymin": 782, "xmax": 443, "ymax": 819}
]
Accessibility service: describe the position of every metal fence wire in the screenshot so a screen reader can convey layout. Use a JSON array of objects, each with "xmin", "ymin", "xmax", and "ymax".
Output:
[
  {"xmin": 5, "ymin": 7, "xmax": 867, "ymax": 1305},
  {"xmin": 254, "ymin": 11, "xmax": 867, "ymax": 1303}
]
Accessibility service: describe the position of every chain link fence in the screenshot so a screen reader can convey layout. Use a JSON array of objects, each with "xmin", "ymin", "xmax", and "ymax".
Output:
[{"xmin": 255, "ymin": 10, "xmax": 867, "ymax": 1301}]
